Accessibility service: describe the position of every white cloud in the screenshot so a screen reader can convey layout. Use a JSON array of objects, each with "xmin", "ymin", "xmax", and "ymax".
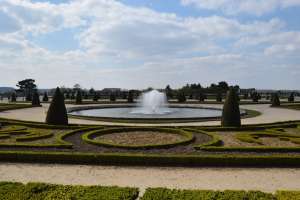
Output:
[
  {"xmin": 0, "ymin": 0, "xmax": 299, "ymax": 89},
  {"xmin": 181, "ymin": 0, "xmax": 300, "ymax": 16}
]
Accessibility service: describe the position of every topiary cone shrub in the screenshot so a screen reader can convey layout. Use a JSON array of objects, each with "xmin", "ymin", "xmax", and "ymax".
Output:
[
  {"xmin": 288, "ymin": 93, "xmax": 295, "ymax": 102},
  {"xmin": 93, "ymin": 93, "xmax": 99, "ymax": 101},
  {"xmin": 46, "ymin": 87, "xmax": 68, "ymax": 125},
  {"xmin": 221, "ymin": 88, "xmax": 241, "ymax": 127},
  {"xmin": 216, "ymin": 92, "xmax": 222, "ymax": 102},
  {"xmin": 32, "ymin": 91, "xmax": 41, "ymax": 106},
  {"xmin": 177, "ymin": 91, "xmax": 186, "ymax": 103},
  {"xmin": 10, "ymin": 92, "xmax": 17, "ymax": 102},
  {"xmin": 75, "ymin": 90, "xmax": 82, "ymax": 104},
  {"xmin": 110, "ymin": 93, "xmax": 116, "ymax": 102},
  {"xmin": 42, "ymin": 92, "xmax": 49, "ymax": 102},
  {"xmin": 127, "ymin": 90, "xmax": 134, "ymax": 103},
  {"xmin": 271, "ymin": 93, "xmax": 280, "ymax": 107}
]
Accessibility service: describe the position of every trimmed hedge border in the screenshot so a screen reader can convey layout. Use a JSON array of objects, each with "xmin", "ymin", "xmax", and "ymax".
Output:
[
  {"xmin": 0, "ymin": 103, "xmax": 33, "ymax": 112},
  {"xmin": 82, "ymin": 127, "xmax": 194, "ymax": 149},
  {"xmin": 0, "ymin": 181, "xmax": 139, "ymax": 200},
  {"xmin": 1, "ymin": 151, "xmax": 300, "ymax": 167},
  {"xmin": 0, "ymin": 127, "xmax": 101, "ymax": 149},
  {"xmin": 182, "ymin": 128, "xmax": 223, "ymax": 148},
  {"xmin": 141, "ymin": 188, "xmax": 300, "ymax": 200}
]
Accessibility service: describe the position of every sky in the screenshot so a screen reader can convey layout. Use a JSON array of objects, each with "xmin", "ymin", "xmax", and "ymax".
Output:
[{"xmin": 0, "ymin": 0, "xmax": 300, "ymax": 90}]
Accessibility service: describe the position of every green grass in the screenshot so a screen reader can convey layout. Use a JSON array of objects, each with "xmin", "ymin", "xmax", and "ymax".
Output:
[{"xmin": 0, "ymin": 182, "xmax": 138, "ymax": 200}]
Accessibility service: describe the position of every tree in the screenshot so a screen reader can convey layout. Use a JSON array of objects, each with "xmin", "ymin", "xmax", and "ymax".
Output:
[
  {"xmin": 271, "ymin": 93, "xmax": 280, "ymax": 107},
  {"xmin": 32, "ymin": 90, "xmax": 40, "ymax": 106},
  {"xmin": 288, "ymin": 92, "xmax": 295, "ymax": 102},
  {"xmin": 177, "ymin": 90, "xmax": 186, "ymax": 103},
  {"xmin": 10, "ymin": 92, "xmax": 17, "ymax": 102},
  {"xmin": 251, "ymin": 92, "xmax": 259, "ymax": 102},
  {"xmin": 75, "ymin": 90, "xmax": 82, "ymax": 104},
  {"xmin": 216, "ymin": 92, "xmax": 222, "ymax": 102},
  {"xmin": 110, "ymin": 93, "xmax": 116, "ymax": 102},
  {"xmin": 46, "ymin": 87, "xmax": 68, "ymax": 125},
  {"xmin": 165, "ymin": 85, "xmax": 173, "ymax": 100},
  {"xmin": 221, "ymin": 88, "xmax": 241, "ymax": 127},
  {"xmin": 198, "ymin": 92, "xmax": 206, "ymax": 102},
  {"xmin": 218, "ymin": 81, "xmax": 229, "ymax": 91},
  {"xmin": 65, "ymin": 92, "xmax": 70, "ymax": 99},
  {"xmin": 16, "ymin": 79, "xmax": 37, "ymax": 101},
  {"xmin": 42, "ymin": 92, "xmax": 49, "ymax": 102},
  {"xmin": 127, "ymin": 90, "xmax": 134, "ymax": 103}
]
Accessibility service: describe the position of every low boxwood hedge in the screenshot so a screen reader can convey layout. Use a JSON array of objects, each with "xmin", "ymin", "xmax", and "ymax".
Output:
[
  {"xmin": 141, "ymin": 188, "xmax": 276, "ymax": 200},
  {"xmin": 1, "ymin": 151, "xmax": 300, "ymax": 166},
  {"xmin": 0, "ymin": 182, "xmax": 139, "ymax": 200},
  {"xmin": 82, "ymin": 127, "xmax": 194, "ymax": 149},
  {"xmin": 141, "ymin": 188, "xmax": 300, "ymax": 200}
]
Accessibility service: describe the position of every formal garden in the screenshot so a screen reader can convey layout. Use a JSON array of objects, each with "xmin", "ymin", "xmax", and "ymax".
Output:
[{"xmin": 1, "ymin": 81, "xmax": 300, "ymax": 199}]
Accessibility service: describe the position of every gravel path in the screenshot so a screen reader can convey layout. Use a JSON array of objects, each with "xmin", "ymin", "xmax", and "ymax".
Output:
[
  {"xmin": 0, "ymin": 103, "xmax": 299, "ymax": 126},
  {"xmin": 1, "ymin": 162, "xmax": 300, "ymax": 194}
]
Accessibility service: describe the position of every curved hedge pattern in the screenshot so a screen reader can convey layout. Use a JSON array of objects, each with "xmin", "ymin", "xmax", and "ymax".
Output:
[{"xmin": 82, "ymin": 127, "xmax": 194, "ymax": 149}]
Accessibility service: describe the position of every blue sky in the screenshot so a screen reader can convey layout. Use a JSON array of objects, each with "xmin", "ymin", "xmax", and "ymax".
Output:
[{"xmin": 0, "ymin": 0, "xmax": 300, "ymax": 89}]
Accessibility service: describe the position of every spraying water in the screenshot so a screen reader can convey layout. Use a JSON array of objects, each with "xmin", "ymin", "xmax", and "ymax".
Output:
[{"xmin": 131, "ymin": 90, "xmax": 171, "ymax": 115}]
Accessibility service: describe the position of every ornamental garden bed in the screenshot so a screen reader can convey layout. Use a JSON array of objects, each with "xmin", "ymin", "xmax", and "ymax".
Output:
[
  {"xmin": 0, "ymin": 120, "xmax": 300, "ymax": 166},
  {"xmin": 1, "ymin": 182, "xmax": 299, "ymax": 200}
]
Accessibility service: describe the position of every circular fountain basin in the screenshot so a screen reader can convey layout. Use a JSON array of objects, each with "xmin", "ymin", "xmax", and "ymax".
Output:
[{"xmin": 68, "ymin": 105, "xmax": 246, "ymax": 123}]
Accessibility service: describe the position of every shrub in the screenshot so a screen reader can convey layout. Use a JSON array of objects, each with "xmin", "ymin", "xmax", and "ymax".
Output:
[
  {"xmin": 65, "ymin": 92, "xmax": 70, "ymax": 99},
  {"xmin": 251, "ymin": 92, "xmax": 259, "ymax": 102},
  {"xmin": 75, "ymin": 90, "xmax": 82, "ymax": 104},
  {"xmin": 177, "ymin": 90, "xmax": 186, "ymax": 102},
  {"xmin": 216, "ymin": 92, "xmax": 222, "ymax": 102},
  {"xmin": 0, "ymin": 182, "xmax": 139, "ymax": 200},
  {"xmin": 141, "ymin": 188, "xmax": 276, "ymax": 200},
  {"xmin": 31, "ymin": 91, "xmax": 40, "ymax": 106},
  {"xmin": 93, "ymin": 93, "xmax": 99, "ymax": 101},
  {"xmin": 128, "ymin": 90, "xmax": 134, "ymax": 103},
  {"xmin": 42, "ymin": 92, "xmax": 48, "ymax": 102},
  {"xmin": 288, "ymin": 92, "xmax": 295, "ymax": 102},
  {"xmin": 70, "ymin": 92, "xmax": 75, "ymax": 100},
  {"xmin": 221, "ymin": 88, "xmax": 241, "ymax": 127},
  {"xmin": 109, "ymin": 93, "xmax": 116, "ymax": 102},
  {"xmin": 10, "ymin": 92, "xmax": 17, "ymax": 102},
  {"xmin": 45, "ymin": 87, "xmax": 68, "ymax": 125},
  {"xmin": 271, "ymin": 93, "xmax": 280, "ymax": 107},
  {"xmin": 198, "ymin": 92, "xmax": 206, "ymax": 102}
]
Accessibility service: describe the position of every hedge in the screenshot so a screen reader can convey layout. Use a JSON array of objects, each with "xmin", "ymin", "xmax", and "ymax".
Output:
[
  {"xmin": 0, "ymin": 104, "xmax": 33, "ymax": 112},
  {"xmin": 141, "ymin": 188, "xmax": 276, "ymax": 200},
  {"xmin": 0, "ymin": 182, "xmax": 139, "ymax": 200},
  {"xmin": 1, "ymin": 151, "xmax": 300, "ymax": 166},
  {"xmin": 82, "ymin": 127, "xmax": 194, "ymax": 149},
  {"xmin": 182, "ymin": 128, "xmax": 223, "ymax": 149},
  {"xmin": 276, "ymin": 191, "xmax": 300, "ymax": 200}
]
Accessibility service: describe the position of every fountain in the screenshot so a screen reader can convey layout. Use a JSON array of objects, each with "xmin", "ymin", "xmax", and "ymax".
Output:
[
  {"xmin": 67, "ymin": 89, "xmax": 240, "ymax": 122},
  {"xmin": 131, "ymin": 90, "xmax": 171, "ymax": 115}
]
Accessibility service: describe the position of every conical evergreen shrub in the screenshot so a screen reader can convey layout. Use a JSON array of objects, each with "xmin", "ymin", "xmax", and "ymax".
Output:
[
  {"xmin": 42, "ymin": 92, "xmax": 49, "ymax": 102},
  {"xmin": 11, "ymin": 92, "xmax": 17, "ymax": 102},
  {"xmin": 46, "ymin": 87, "xmax": 68, "ymax": 125},
  {"xmin": 288, "ymin": 93, "xmax": 295, "ymax": 102},
  {"xmin": 93, "ymin": 93, "xmax": 99, "ymax": 101},
  {"xmin": 75, "ymin": 90, "xmax": 82, "ymax": 104},
  {"xmin": 177, "ymin": 91, "xmax": 186, "ymax": 102},
  {"xmin": 216, "ymin": 92, "xmax": 222, "ymax": 102},
  {"xmin": 221, "ymin": 88, "xmax": 241, "ymax": 127},
  {"xmin": 32, "ymin": 91, "xmax": 41, "ymax": 106},
  {"xmin": 110, "ymin": 93, "xmax": 116, "ymax": 102},
  {"xmin": 127, "ymin": 90, "xmax": 134, "ymax": 103},
  {"xmin": 271, "ymin": 93, "xmax": 280, "ymax": 107}
]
